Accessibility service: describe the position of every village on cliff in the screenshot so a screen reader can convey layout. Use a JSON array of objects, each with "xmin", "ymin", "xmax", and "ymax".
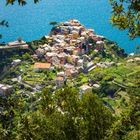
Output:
[{"xmin": 0, "ymin": 19, "xmax": 139, "ymax": 97}]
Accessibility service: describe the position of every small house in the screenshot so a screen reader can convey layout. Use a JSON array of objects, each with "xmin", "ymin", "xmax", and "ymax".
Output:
[
  {"xmin": 57, "ymin": 71, "xmax": 65, "ymax": 77},
  {"xmin": 0, "ymin": 84, "xmax": 13, "ymax": 97},
  {"xmin": 35, "ymin": 48, "xmax": 45, "ymax": 57},
  {"xmin": 80, "ymin": 85, "xmax": 92, "ymax": 94},
  {"xmin": 55, "ymin": 76, "xmax": 65, "ymax": 88},
  {"xmin": 34, "ymin": 62, "xmax": 51, "ymax": 71},
  {"xmin": 8, "ymin": 40, "xmax": 29, "ymax": 49},
  {"xmin": 12, "ymin": 59, "xmax": 21, "ymax": 65}
]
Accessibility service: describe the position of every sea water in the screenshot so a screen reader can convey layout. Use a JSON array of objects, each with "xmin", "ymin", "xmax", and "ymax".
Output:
[{"xmin": 0, "ymin": 0, "xmax": 139, "ymax": 53}]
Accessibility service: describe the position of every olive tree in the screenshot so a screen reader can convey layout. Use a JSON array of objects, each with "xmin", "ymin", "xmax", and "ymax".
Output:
[{"xmin": 110, "ymin": 0, "xmax": 140, "ymax": 38}]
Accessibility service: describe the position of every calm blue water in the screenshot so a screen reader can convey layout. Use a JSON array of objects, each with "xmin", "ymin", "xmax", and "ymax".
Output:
[{"xmin": 0, "ymin": 0, "xmax": 139, "ymax": 53}]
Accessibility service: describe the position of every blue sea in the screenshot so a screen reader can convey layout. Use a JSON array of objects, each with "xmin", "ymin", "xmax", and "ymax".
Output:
[{"xmin": 0, "ymin": 0, "xmax": 139, "ymax": 53}]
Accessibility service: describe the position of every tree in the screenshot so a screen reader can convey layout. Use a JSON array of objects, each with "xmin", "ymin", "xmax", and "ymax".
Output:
[
  {"xmin": 0, "ymin": 87, "xmax": 114, "ymax": 140},
  {"xmin": 0, "ymin": 20, "xmax": 9, "ymax": 38},
  {"xmin": 110, "ymin": 0, "xmax": 140, "ymax": 38},
  {"xmin": 49, "ymin": 21, "xmax": 58, "ymax": 27},
  {"xmin": 6, "ymin": 0, "xmax": 40, "ymax": 6},
  {"xmin": 106, "ymin": 88, "xmax": 140, "ymax": 140}
]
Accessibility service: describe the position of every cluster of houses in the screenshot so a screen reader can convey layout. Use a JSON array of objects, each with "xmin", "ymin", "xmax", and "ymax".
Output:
[
  {"xmin": 0, "ymin": 20, "xmax": 118, "ymax": 95},
  {"xmin": 32, "ymin": 19, "xmax": 107, "ymax": 86},
  {"xmin": 0, "ymin": 20, "xmax": 139, "ymax": 96}
]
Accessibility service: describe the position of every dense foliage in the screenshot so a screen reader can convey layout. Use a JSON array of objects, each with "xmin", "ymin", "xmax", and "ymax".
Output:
[
  {"xmin": 106, "ymin": 88, "xmax": 140, "ymax": 140},
  {"xmin": 0, "ymin": 87, "xmax": 114, "ymax": 140},
  {"xmin": 6, "ymin": 0, "xmax": 40, "ymax": 5},
  {"xmin": 0, "ymin": 1, "xmax": 140, "ymax": 139},
  {"xmin": 0, "ymin": 85, "xmax": 140, "ymax": 139},
  {"xmin": 110, "ymin": 0, "xmax": 140, "ymax": 38}
]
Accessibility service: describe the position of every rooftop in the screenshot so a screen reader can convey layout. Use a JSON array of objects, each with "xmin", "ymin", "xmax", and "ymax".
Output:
[
  {"xmin": 56, "ymin": 76, "xmax": 64, "ymax": 81},
  {"xmin": 8, "ymin": 40, "xmax": 26, "ymax": 46},
  {"xmin": 0, "ymin": 84, "xmax": 13, "ymax": 90},
  {"xmin": 34, "ymin": 63, "xmax": 51, "ymax": 69},
  {"xmin": 80, "ymin": 85, "xmax": 92, "ymax": 91}
]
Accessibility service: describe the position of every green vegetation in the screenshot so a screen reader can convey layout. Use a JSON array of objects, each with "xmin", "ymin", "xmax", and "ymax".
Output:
[
  {"xmin": 6, "ymin": 0, "xmax": 40, "ymax": 5},
  {"xmin": 28, "ymin": 38, "xmax": 49, "ymax": 50},
  {"xmin": 50, "ymin": 21, "xmax": 58, "ymax": 27},
  {"xmin": 0, "ymin": 1, "xmax": 139, "ymax": 139},
  {"xmin": 71, "ymin": 59, "xmax": 140, "ymax": 116},
  {"xmin": 110, "ymin": 0, "xmax": 140, "ymax": 38},
  {"xmin": 0, "ymin": 48, "xmax": 140, "ymax": 140},
  {"xmin": 0, "ymin": 87, "xmax": 114, "ymax": 140},
  {"xmin": 0, "ymin": 49, "xmax": 30, "ymax": 74},
  {"xmin": 0, "ymin": 27, "xmax": 139, "ymax": 139},
  {"xmin": 0, "ymin": 85, "xmax": 139, "ymax": 140}
]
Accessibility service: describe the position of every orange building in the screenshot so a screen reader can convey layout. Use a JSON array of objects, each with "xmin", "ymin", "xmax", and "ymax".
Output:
[{"xmin": 34, "ymin": 62, "xmax": 51, "ymax": 71}]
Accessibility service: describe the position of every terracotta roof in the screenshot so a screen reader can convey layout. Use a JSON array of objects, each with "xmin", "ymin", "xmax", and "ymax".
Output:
[
  {"xmin": 56, "ymin": 76, "xmax": 64, "ymax": 81},
  {"xmin": 34, "ymin": 63, "xmax": 51, "ymax": 69}
]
